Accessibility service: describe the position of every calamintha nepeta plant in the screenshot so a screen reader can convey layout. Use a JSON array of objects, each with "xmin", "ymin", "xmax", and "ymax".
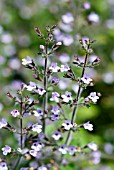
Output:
[{"xmin": 0, "ymin": 25, "xmax": 101, "ymax": 170}]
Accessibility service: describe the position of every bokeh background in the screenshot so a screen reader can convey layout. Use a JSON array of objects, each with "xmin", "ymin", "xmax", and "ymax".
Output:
[{"xmin": 0, "ymin": 0, "xmax": 114, "ymax": 169}]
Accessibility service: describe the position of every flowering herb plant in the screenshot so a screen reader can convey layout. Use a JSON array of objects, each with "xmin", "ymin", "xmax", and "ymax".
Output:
[{"xmin": 0, "ymin": 25, "xmax": 101, "ymax": 170}]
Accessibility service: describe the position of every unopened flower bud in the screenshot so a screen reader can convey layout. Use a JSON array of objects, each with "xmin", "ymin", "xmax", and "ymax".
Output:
[
  {"xmin": 40, "ymin": 45, "xmax": 44, "ymax": 50},
  {"xmin": 56, "ymin": 42, "xmax": 62, "ymax": 46}
]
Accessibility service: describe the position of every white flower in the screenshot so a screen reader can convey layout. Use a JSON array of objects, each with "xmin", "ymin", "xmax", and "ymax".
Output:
[
  {"xmin": 67, "ymin": 146, "xmax": 77, "ymax": 155},
  {"xmin": 37, "ymin": 87, "xmax": 46, "ymax": 96},
  {"xmin": 29, "ymin": 150, "xmax": 37, "ymax": 157},
  {"xmin": 17, "ymin": 148, "xmax": 29, "ymax": 154},
  {"xmin": 38, "ymin": 166, "xmax": 47, "ymax": 170},
  {"xmin": 87, "ymin": 142, "xmax": 98, "ymax": 151},
  {"xmin": 11, "ymin": 109, "xmax": 20, "ymax": 117},
  {"xmin": 62, "ymin": 13, "xmax": 74, "ymax": 24},
  {"xmin": 32, "ymin": 123, "xmax": 42, "ymax": 133},
  {"xmin": 2, "ymin": 145, "xmax": 12, "ymax": 155},
  {"xmin": 63, "ymin": 34, "xmax": 74, "ymax": 46},
  {"xmin": 83, "ymin": 121, "xmax": 93, "ymax": 131},
  {"xmin": 25, "ymin": 82, "xmax": 36, "ymax": 91},
  {"xmin": 31, "ymin": 142, "xmax": 44, "ymax": 151},
  {"xmin": 33, "ymin": 109, "xmax": 43, "ymax": 117},
  {"xmin": 0, "ymin": 162, "xmax": 8, "ymax": 170},
  {"xmin": 22, "ymin": 56, "xmax": 32, "ymax": 66},
  {"xmin": 0, "ymin": 118, "xmax": 7, "ymax": 129},
  {"xmin": 88, "ymin": 92, "xmax": 100, "ymax": 103},
  {"xmin": 49, "ymin": 63, "xmax": 60, "ymax": 73},
  {"xmin": 88, "ymin": 12, "xmax": 100, "ymax": 23},
  {"xmin": 52, "ymin": 130, "xmax": 62, "ymax": 140},
  {"xmin": 61, "ymin": 91, "xmax": 72, "ymax": 103},
  {"xmin": 58, "ymin": 144, "xmax": 67, "ymax": 154},
  {"xmin": 56, "ymin": 42, "xmax": 62, "ymax": 46},
  {"xmin": 81, "ymin": 76, "xmax": 93, "ymax": 85},
  {"xmin": 62, "ymin": 120, "xmax": 73, "ymax": 130},
  {"xmin": 60, "ymin": 64, "xmax": 70, "ymax": 72},
  {"xmin": 50, "ymin": 92, "xmax": 60, "ymax": 103}
]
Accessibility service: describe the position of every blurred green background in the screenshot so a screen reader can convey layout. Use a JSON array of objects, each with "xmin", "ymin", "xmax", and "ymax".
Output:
[{"xmin": 0, "ymin": 0, "xmax": 114, "ymax": 169}]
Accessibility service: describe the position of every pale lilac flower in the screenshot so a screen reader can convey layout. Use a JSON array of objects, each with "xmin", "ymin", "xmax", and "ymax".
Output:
[
  {"xmin": 91, "ymin": 151, "xmax": 101, "ymax": 164},
  {"xmin": 22, "ymin": 56, "xmax": 32, "ymax": 66},
  {"xmin": 1, "ymin": 33, "xmax": 13, "ymax": 44},
  {"xmin": 0, "ymin": 162, "xmax": 8, "ymax": 170},
  {"xmin": 50, "ymin": 113, "xmax": 60, "ymax": 121},
  {"xmin": 67, "ymin": 146, "xmax": 77, "ymax": 155},
  {"xmin": 17, "ymin": 148, "xmax": 29, "ymax": 154},
  {"xmin": 58, "ymin": 144, "xmax": 67, "ymax": 154},
  {"xmin": 29, "ymin": 161, "xmax": 38, "ymax": 169},
  {"xmin": 53, "ymin": 29, "xmax": 64, "ymax": 42},
  {"xmin": 88, "ymin": 92, "xmax": 100, "ymax": 103},
  {"xmin": 20, "ymin": 168, "xmax": 28, "ymax": 170},
  {"xmin": 11, "ymin": 109, "xmax": 20, "ymax": 117},
  {"xmin": 62, "ymin": 13, "xmax": 74, "ymax": 24},
  {"xmin": 40, "ymin": 45, "xmax": 45, "ymax": 50},
  {"xmin": 59, "ymin": 53, "xmax": 70, "ymax": 63},
  {"xmin": 87, "ymin": 142, "xmax": 98, "ymax": 151},
  {"xmin": 24, "ymin": 82, "xmax": 36, "ymax": 91},
  {"xmin": 2, "ymin": 145, "xmax": 12, "ymax": 155},
  {"xmin": 31, "ymin": 142, "xmax": 44, "ymax": 151},
  {"xmin": 39, "ymin": 165, "xmax": 48, "ymax": 170},
  {"xmin": 59, "ymin": 80, "xmax": 68, "ymax": 90},
  {"xmin": 50, "ymin": 92, "xmax": 60, "ymax": 103},
  {"xmin": 52, "ymin": 130, "xmax": 62, "ymax": 140},
  {"xmin": 52, "ymin": 77, "xmax": 60, "ymax": 84},
  {"xmin": 104, "ymin": 143, "xmax": 113, "ymax": 154},
  {"xmin": 62, "ymin": 120, "xmax": 73, "ymax": 130},
  {"xmin": 61, "ymin": 91, "xmax": 72, "ymax": 103},
  {"xmin": 88, "ymin": 12, "xmax": 100, "ymax": 23},
  {"xmin": 81, "ymin": 76, "xmax": 93, "ymax": 85},
  {"xmin": 49, "ymin": 63, "xmax": 60, "ymax": 73},
  {"xmin": 33, "ymin": 109, "xmax": 43, "ymax": 117},
  {"xmin": 83, "ymin": 121, "xmax": 93, "ymax": 131},
  {"xmin": 63, "ymin": 35, "xmax": 74, "ymax": 46},
  {"xmin": 59, "ymin": 22, "xmax": 73, "ymax": 32},
  {"xmin": 9, "ymin": 58, "xmax": 21, "ymax": 70},
  {"xmin": 0, "ymin": 118, "xmax": 7, "ymax": 129},
  {"xmin": 29, "ymin": 150, "xmax": 38, "ymax": 157},
  {"xmin": 83, "ymin": 2, "xmax": 91, "ymax": 10},
  {"xmin": 51, "ymin": 105, "xmax": 60, "ymax": 114},
  {"xmin": 60, "ymin": 64, "xmax": 70, "ymax": 72},
  {"xmin": 32, "ymin": 123, "xmax": 42, "ymax": 133},
  {"xmin": 37, "ymin": 87, "xmax": 46, "ymax": 96}
]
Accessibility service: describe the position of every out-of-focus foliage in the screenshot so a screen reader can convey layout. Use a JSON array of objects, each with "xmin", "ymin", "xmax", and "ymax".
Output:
[{"xmin": 0, "ymin": 0, "xmax": 114, "ymax": 169}]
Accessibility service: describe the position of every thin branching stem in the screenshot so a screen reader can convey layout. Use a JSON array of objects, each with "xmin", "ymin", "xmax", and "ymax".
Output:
[
  {"xmin": 43, "ymin": 43, "xmax": 48, "ymax": 133},
  {"xmin": 13, "ymin": 96, "xmax": 23, "ymax": 170},
  {"xmin": 65, "ymin": 52, "xmax": 88, "ymax": 145},
  {"xmin": 20, "ymin": 97, "xmax": 23, "ymax": 149}
]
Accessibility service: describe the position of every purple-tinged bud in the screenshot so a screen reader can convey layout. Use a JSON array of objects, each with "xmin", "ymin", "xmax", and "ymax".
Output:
[
  {"xmin": 7, "ymin": 92, "xmax": 14, "ymax": 99},
  {"xmin": 34, "ymin": 26, "xmax": 41, "ymax": 36},
  {"xmin": 40, "ymin": 45, "xmax": 45, "ymax": 50},
  {"xmin": 84, "ymin": 97, "xmax": 90, "ymax": 102}
]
